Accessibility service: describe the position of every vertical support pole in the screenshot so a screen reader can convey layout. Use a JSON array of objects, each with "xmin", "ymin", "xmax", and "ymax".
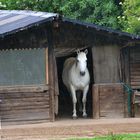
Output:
[
  {"xmin": 93, "ymin": 84, "xmax": 100, "ymax": 119},
  {"xmin": 45, "ymin": 48, "xmax": 49, "ymax": 85},
  {"xmin": 54, "ymin": 58, "xmax": 59, "ymax": 115},
  {"xmin": 47, "ymin": 24, "xmax": 55, "ymax": 122}
]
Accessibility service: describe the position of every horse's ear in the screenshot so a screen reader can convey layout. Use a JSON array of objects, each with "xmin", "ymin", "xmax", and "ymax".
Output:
[
  {"xmin": 77, "ymin": 49, "xmax": 80, "ymax": 54},
  {"xmin": 84, "ymin": 49, "xmax": 88, "ymax": 55}
]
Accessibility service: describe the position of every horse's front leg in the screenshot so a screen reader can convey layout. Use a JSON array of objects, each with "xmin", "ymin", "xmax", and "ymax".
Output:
[
  {"xmin": 70, "ymin": 85, "xmax": 77, "ymax": 118},
  {"xmin": 82, "ymin": 85, "xmax": 89, "ymax": 117}
]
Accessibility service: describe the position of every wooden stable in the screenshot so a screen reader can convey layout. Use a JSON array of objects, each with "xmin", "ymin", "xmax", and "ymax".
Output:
[
  {"xmin": 0, "ymin": 10, "xmax": 140, "ymax": 125},
  {"xmin": 0, "ymin": 10, "xmax": 55, "ymax": 124}
]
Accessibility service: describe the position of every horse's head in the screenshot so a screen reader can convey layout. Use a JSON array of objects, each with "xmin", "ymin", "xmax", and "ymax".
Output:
[{"xmin": 76, "ymin": 49, "xmax": 88, "ymax": 76}]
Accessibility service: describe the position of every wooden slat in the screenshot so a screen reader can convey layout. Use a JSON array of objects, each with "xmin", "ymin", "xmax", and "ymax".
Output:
[
  {"xmin": 131, "ymin": 79, "xmax": 140, "ymax": 82},
  {"xmin": 0, "ymin": 85, "xmax": 48, "ymax": 93},
  {"xmin": 2, "ymin": 111, "xmax": 50, "ymax": 122},
  {"xmin": 1, "ymin": 92, "xmax": 49, "ymax": 99},
  {"xmin": 1, "ymin": 98, "xmax": 49, "ymax": 107},
  {"xmin": 131, "ymin": 76, "xmax": 140, "ymax": 79},
  {"xmin": 131, "ymin": 85, "xmax": 140, "ymax": 89},
  {"xmin": 1, "ymin": 104, "xmax": 50, "ymax": 112},
  {"xmin": 1, "ymin": 108, "xmax": 50, "ymax": 115},
  {"xmin": 131, "ymin": 72, "xmax": 140, "ymax": 75},
  {"xmin": 130, "ymin": 63, "xmax": 140, "ymax": 66},
  {"xmin": 130, "ymin": 48, "xmax": 140, "ymax": 89},
  {"xmin": 131, "ymin": 82, "xmax": 140, "ymax": 85},
  {"xmin": 1, "ymin": 90, "xmax": 50, "ymax": 123}
]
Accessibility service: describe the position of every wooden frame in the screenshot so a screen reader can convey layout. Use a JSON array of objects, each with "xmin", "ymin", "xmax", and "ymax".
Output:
[{"xmin": 92, "ymin": 84, "xmax": 100, "ymax": 119}]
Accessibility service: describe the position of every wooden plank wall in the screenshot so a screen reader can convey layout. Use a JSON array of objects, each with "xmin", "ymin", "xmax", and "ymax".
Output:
[
  {"xmin": 92, "ymin": 45, "xmax": 121, "ymax": 83},
  {"xmin": 93, "ymin": 83, "xmax": 126, "ymax": 119},
  {"xmin": 130, "ymin": 47, "xmax": 140, "ymax": 89},
  {"xmin": 0, "ymin": 86, "xmax": 50, "ymax": 125}
]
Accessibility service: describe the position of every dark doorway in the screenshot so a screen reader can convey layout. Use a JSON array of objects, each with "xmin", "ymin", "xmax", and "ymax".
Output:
[{"xmin": 56, "ymin": 47, "xmax": 94, "ymax": 119}]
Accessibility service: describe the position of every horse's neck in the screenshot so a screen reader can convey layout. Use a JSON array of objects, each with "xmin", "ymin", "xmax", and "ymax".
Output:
[{"xmin": 73, "ymin": 63, "xmax": 80, "ymax": 73}]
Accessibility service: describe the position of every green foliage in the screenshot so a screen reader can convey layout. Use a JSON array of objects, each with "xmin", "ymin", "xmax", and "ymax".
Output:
[
  {"xmin": 121, "ymin": 0, "xmax": 140, "ymax": 35},
  {"xmin": 69, "ymin": 133, "xmax": 140, "ymax": 140},
  {"xmin": 61, "ymin": 0, "xmax": 121, "ymax": 30},
  {"xmin": 0, "ymin": 0, "xmax": 62, "ymax": 13}
]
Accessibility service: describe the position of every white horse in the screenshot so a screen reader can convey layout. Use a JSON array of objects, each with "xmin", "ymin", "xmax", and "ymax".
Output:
[{"xmin": 62, "ymin": 49, "xmax": 90, "ymax": 118}]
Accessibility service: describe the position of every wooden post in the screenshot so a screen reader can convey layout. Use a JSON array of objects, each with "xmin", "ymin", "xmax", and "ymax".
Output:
[
  {"xmin": 47, "ymin": 25, "xmax": 55, "ymax": 122},
  {"xmin": 54, "ymin": 58, "xmax": 59, "ymax": 115},
  {"xmin": 93, "ymin": 84, "xmax": 100, "ymax": 119},
  {"xmin": 45, "ymin": 48, "xmax": 49, "ymax": 85}
]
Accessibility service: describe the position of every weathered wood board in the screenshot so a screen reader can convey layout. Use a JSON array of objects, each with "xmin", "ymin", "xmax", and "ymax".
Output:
[
  {"xmin": 92, "ymin": 45, "xmax": 121, "ymax": 84},
  {"xmin": 0, "ymin": 86, "xmax": 50, "ymax": 125},
  {"xmin": 130, "ymin": 47, "xmax": 140, "ymax": 89},
  {"xmin": 93, "ymin": 83, "xmax": 126, "ymax": 119}
]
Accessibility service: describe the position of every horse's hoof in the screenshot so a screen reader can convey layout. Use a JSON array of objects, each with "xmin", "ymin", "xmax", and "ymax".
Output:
[
  {"xmin": 83, "ymin": 114, "xmax": 87, "ymax": 118},
  {"xmin": 72, "ymin": 116, "xmax": 78, "ymax": 119}
]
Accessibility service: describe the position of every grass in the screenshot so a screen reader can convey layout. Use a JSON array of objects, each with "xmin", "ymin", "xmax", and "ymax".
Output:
[{"xmin": 69, "ymin": 133, "xmax": 140, "ymax": 140}]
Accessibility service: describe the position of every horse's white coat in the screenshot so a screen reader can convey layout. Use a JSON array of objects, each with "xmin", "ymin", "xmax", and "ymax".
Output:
[{"xmin": 62, "ymin": 50, "xmax": 90, "ymax": 118}]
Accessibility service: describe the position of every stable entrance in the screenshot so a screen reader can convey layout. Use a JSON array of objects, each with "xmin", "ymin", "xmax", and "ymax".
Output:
[{"xmin": 55, "ymin": 47, "xmax": 93, "ymax": 119}]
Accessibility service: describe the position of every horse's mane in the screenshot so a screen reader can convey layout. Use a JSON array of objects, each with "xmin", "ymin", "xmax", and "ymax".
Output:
[{"xmin": 63, "ymin": 57, "xmax": 76, "ymax": 70}]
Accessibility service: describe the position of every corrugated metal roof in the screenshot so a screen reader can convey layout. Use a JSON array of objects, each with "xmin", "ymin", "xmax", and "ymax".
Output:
[{"xmin": 0, "ymin": 10, "xmax": 58, "ymax": 37}]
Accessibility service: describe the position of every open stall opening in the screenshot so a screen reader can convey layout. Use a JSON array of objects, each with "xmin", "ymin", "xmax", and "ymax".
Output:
[{"xmin": 56, "ymin": 47, "xmax": 94, "ymax": 119}]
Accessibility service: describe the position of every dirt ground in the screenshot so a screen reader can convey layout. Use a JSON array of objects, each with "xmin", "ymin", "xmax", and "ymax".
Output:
[{"xmin": 1, "ymin": 118, "xmax": 140, "ymax": 140}]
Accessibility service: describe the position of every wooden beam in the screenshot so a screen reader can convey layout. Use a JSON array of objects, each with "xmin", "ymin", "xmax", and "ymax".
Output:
[
  {"xmin": 93, "ymin": 84, "xmax": 100, "ymax": 119},
  {"xmin": 47, "ymin": 25, "xmax": 55, "ymax": 122}
]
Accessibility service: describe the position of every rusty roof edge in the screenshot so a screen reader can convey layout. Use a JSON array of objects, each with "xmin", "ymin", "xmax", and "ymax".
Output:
[{"xmin": 62, "ymin": 17, "xmax": 140, "ymax": 41}]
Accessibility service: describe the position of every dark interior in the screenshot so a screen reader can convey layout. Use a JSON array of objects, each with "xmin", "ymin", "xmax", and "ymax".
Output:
[{"xmin": 56, "ymin": 47, "xmax": 94, "ymax": 119}]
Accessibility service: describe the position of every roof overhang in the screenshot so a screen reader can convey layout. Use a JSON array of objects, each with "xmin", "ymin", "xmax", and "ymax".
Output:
[
  {"xmin": 0, "ymin": 10, "xmax": 140, "ymax": 43},
  {"xmin": 0, "ymin": 10, "xmax": 58, "ymax": 38}
]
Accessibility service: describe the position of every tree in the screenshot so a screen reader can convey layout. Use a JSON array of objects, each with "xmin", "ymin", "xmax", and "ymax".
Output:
[
  {"xmin": 0, "ymin": 0, "xmax": 62, "ymax": 12},
  {"xmin": 121, "ymin": 0, "xmax": 140, "ymax": 35},
  {"xmin": 60, "ymin": 0, "xmax": 122, "ymax": 30},
  {"xmin": 0, "ymin": 0, "xmax": 122, "ymax": 30}
]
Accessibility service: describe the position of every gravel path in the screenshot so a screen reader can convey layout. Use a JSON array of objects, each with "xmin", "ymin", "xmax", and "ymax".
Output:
[{"xmin": 1, "ymin": 118, "xmax": 140, "ymax": 140}]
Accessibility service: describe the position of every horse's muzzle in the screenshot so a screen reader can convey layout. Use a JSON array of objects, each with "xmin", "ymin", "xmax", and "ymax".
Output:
[{"xmin": 80, "ymin": 71, "xmax": 85, "ymax": 76}]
